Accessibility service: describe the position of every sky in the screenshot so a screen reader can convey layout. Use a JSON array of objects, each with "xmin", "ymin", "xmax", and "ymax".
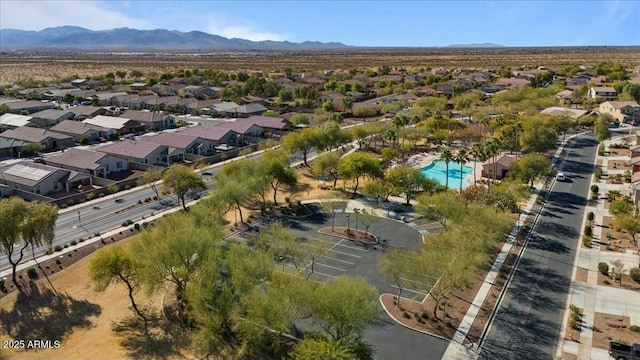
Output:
[{"xmin": 1, "ymin": 0, "xmax": 639, "ymax": 47}]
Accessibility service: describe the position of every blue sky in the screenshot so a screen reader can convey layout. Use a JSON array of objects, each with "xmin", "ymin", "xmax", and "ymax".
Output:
[{"xmin": 1, "ymin": 0, "xmax": 638, "ymax": 46}]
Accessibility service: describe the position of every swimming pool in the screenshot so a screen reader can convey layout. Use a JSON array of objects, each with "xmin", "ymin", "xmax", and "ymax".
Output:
[{"xmin": 421, "ymin": 160, "xmax": 474, "ymax": 188}]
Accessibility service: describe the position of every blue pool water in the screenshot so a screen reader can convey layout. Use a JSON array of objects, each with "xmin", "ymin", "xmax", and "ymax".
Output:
[{"xmin": 421, "ymin": 160, "xmax": 474, "ymax": 188}]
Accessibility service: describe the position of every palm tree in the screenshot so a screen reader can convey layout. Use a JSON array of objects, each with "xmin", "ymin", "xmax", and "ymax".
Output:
[
  {"xmin": 483, "ymin": 139, "xmax": 500, "ymax": 189},
  {"xmin": 392, "ymin": 114, "xmax": 409, "ymax": 159},
  {"xmin": 470, "ymin": 142, "xmax": 485, "ymax": 185},
  {"xmin": 440, "ymin": 147, "xmax": 454, "ymax": 189},
  {"xmin": 454, "ymin": 149, "xmax": 469, "ymax": 192}
]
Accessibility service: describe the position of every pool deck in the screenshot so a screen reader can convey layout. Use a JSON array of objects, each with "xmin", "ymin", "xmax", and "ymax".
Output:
[{"xmin": 401, "ymin": 151, "xmax": 482, "ymax": 188}]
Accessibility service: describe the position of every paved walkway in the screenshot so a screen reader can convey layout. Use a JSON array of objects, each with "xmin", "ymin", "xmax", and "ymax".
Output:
[{"xmin": 560, "ymin": 136, "xmax": 640, "ymax": 360}]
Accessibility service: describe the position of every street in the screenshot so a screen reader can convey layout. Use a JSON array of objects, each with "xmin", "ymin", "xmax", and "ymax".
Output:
[{"xmin": 479, "ymin": 134, "xmax": 598, "ymax": 359}]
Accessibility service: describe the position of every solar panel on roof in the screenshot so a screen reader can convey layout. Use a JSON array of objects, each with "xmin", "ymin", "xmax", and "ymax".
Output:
[{"xmin": 4, "ymin": 164, "xmax": 51, "ymax": 182}]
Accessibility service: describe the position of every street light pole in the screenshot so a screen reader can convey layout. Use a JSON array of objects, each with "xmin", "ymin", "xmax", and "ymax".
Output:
[
  {"xmin": 77, "ymin": 210, "xmax": 81, "ymax": 226},
  {"xmin": 346, "ymin": 214, "xmax": 350, "ymax": 233}
]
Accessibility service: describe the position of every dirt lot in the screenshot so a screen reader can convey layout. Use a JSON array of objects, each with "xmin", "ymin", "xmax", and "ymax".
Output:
[{"xmin": 2, "ymin": 47, "xmax": 640, "ymax": 85}]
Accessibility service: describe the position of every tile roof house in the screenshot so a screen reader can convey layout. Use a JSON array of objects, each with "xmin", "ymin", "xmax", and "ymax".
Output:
[
  {"xmin": 244, "ymin": 115, "xmax": 293, "ymax": 132},
  {"xmin": 179, "ymin": 125, "xmax": 241, "ymax": 145},
  {"xmin": 0, "ymin": 114, "xmax": 35, "ymax": 132},
  {"xmin": 97, "ymin": 140, "xmax": 170, "ymax": 165},
  {"xmin": 138, "ymin": 132, "xmax": 217, "ymax": 156},
  {"xmin": 0, "ymin": 138, "xmax": 27, "ymax": 157},
  {"xmin": 481, "ymin": 154, "xmax": 517, "ymax": 180},
  {"xmin": 45, "ymin": 148, "xmax": 128, "ymax": 178},
  {"xmin": 494, "ymin": 78, "xmax": 530, "ymax": 89},
  {"xmin": 318, "ymin": 92, "xmax": 345, "ymax": 105},
  {"xmin": 214, "ymin": 120, "xmax": 263, "ymax": 137},
  {"xmin": 49, "ymin": 120, "xmax": 113, "ymax": 142},
  {"xmin": 540, "ymin": 107, "xmax": 592, "ymax": 119},
  {"xmin": 588, "ymin": 87, "xmax": 617, "ymax": 101},
  {"xmin": 599, "ymin": 101, "xmax": 640, "ymax": 123},
  {"xmin": 70, "ymin": 105, "xmax": 105, "ymax": 120},
  {"xmin": 0, "ymin": 162, "xmax": 91, "ymax": 195},
  {"xmin": 30, "ymin": 109, "xmax": 75, "ymax": 127},
  {"xmin": 119, "ymin": 110, "xmax": 175, "ymax": 130},
  {"xmin": 0, "ymin": 126, "xmax": 74, "ymax": 151},
  {"xmin": 5, "ymin": 100, "xmax": 55, "ymax": 114},
  {"xmin": 212, "ymin": 102, "xmax": 240, "ymax": 115},
  {"xmin": 83, "ymin": 115, "xmax": 144, "ymax": 134},
  {"xmin": 232, "ymin": 103, "xmax": 268, "ymax": 116}
]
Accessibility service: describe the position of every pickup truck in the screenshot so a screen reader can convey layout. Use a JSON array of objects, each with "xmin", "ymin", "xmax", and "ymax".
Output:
[{"xmin": 609, "ymin": 342, "xmax": 640, "ymax": 360}]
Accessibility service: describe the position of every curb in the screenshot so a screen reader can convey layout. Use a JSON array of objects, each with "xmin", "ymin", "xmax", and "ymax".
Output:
[{"xmin": 378, "ymin": 294, "xmax": 450, "ymax": 342}]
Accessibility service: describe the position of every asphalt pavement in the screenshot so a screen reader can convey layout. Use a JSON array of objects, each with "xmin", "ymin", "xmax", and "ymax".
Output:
[{"xmin": 479, "ymin": 134, "xmax": 598, "ymax": 360}]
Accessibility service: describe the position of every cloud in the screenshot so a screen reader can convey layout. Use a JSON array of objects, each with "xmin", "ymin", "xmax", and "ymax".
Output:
[{"xmin": 0, "ymin": 0, "xmax": 149, "ymax": 30}]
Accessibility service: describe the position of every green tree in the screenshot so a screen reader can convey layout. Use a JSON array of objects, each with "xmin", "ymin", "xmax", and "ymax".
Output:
[
  {"xmin": 130, "ymin": 70, "xmax": 144, "ymax": 81},
  {"xmin": 337, "ymin": 152, "xmax": 383, "ymax": 195},
  {"xmin": 0, "ymin": 104, "xmax": 10, "ymax": 115},
  {"xmin": 134, "ymin": 213, "xmax": 219, "ymax": 318},
  {"xmin": 21, "ymin": 142, "xmax": 45, "ymax": 156},
  {"xmin": 116, "ymin": 70, "xmax": 127, "ymax": 83},
  {"xmin": 0, "ymin": 198, "xmax": 58, "ymax": 294},
  {"xmin": 311, "ymin": 276, "xmax": 378, "ymax": 341},
  {"xmin": 509, "ymin": 153, "xmax": 554, "ymax": 188},
  {"xmin": 290, "ymin": 336, "xmax": 363, "ymax": 360},
  {"xmin": 519, "ymin": 117, "xmax": 558, "ymax": 153},
  {"xmin": 289, "ymin": 113, "xmax": 309, "ymax": 126},
  {"xmin": 379, "ymin": 248, "xmax": 415, "ymax": 308},
  {"xmin": 594, "ymin": 115, "xmax": 612, "ymax": 141},
  {"xmin": 363, "ymin": 178, "xmax": 393, "ymax": 205},
  {"xmin": 612, "ymin": 215, "xmax": 640, "ymax": 248},
  {"xmin": 349, "ymin": 126, "xmax": 371, "ymax": 149},
  {"xmin": 609, "ymin": 199, "xmax": 634, "ymax": 217},
  {"xmin": 469, "ymin": 142, "xmax": 485, "ymax": 185},
  {"xmin": 416, "ymin": 191, "xmax": 466, "ymax": 229},
  {"xmin": 162, "ymin": 164, "xmax": 206, "ymax": 211},
  {"xmin": 341, "ymin": 96, "xmax": 354, "ymax": 112},
  {"xmin": 439, "ymin": 147, "xmax": 454, "ymax": 189},
  {"xmin": 282, "ymin": 128, "xmax": 319, "ymax": 167},
  {"xmin": 90, "ymin": 245, "xmax": 147, "ymax": 321},
  {"xmin": 322, "ymin": 101, "xmax": 335, "ymax": 112},
  {"xmin": 263, "ymin": 150, "xmax": 298, "ymax": 205},
  {"xmin": 387, "ymin": 166, "xmax": 437, "ymax": 205},
  {"xmin": 313, "ymin": 152, "xmax": 341, "ymax": 188}
]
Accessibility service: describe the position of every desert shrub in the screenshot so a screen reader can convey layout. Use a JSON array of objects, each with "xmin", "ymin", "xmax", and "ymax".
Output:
[
  {"xmin": 67, "ymin": 199, "xmax": 74, "ymax": 206},
  {"xmin": 595, "ymin": 167, "xmax": 603, "ymax": 180},
  {"xmin": 590, "ymin": 184, "xmax": 599, "ymax": 193},
  {"xmin": 127, "ymin": 219, "xmax": 133, "ymax": 225},
  {"xmin": 125, "ymin": 185, "xmax": 131, "ymax": 190},
  {"xmin": 134, "ymin": 223, "xmax": 140, "ymax": 231},
  {"xmin": 598, "ymin": 144, "xmax": 605, "ymax": 156},
  {"xmin": 70, "ymin": 240, "xmax": 77, "ymax": 246},
  {"xmin": 598, "ymin": 262, "xmax": 609, "ymax": 276},
  {"xmin": 587, "ymin": 212, "xmax": 594, "ymax": 222},
  {"xmin": 630, "ymin": 268, "xmax": 640, "ymax": 283},
  {"xmin": 630, "ymin": 325, "xmax": 640, "ymax": 333},
  {"xmin": 27, "ymin": 267, "xmax": 38, "ymax": 279},
  {"xmin": 122, "ymin": 221, "xmax": 128, "ymax": 227},
  {"xmin": 584, "ymin": 226, "xmax": 592, "ymax": 237},
  {"xmin": 569, "ymin": 318, "xmax": 579, "ymax": 330},
  {"xmin": 54, "ymin": 245, "xmax": 62, "ymax": 252},
  {"xmin": 403, "ymin": 312, "xmax": 411, "ymax": 319},
  {"xmin": 603, "ymin": 279, "xmax": 611, "ymax": 285},
  {"xmin": 583, "ymin": 236, "xmax": 592, "ymax": 247}
]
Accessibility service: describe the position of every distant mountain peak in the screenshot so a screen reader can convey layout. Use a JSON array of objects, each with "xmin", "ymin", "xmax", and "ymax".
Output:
[{"xmin": 0, "ymin": 26, "xmax": 351, "ymax": 50}]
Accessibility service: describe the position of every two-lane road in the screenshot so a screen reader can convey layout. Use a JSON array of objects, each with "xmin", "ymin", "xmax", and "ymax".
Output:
[{"xmin": 480, "ymin": 134, "xmax": 598, "ymax": 359}]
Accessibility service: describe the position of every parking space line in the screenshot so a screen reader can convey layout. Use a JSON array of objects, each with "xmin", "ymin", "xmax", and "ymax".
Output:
[
  {"xmin": 328, "ymin": 238, "xmax": 343, "ymax": 252},
  {"xmin": 313, "ymin": 262, "xmax": 346, "ymax": 272},
  {"xmin": 314, "ymin": 237, "xmax": 371, "ymax": 252},
  {"xmin": 317, "ymin": 255, "xmax": 355, "ymax": 265},
  {"xmin": 327, "ymin": 248, "xmax": 362, "ymax": 258}
]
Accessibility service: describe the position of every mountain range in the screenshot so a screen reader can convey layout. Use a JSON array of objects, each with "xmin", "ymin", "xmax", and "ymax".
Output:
[{"xmin": 0, "ymin": 26, "xmax": 351, "ymax": 50}]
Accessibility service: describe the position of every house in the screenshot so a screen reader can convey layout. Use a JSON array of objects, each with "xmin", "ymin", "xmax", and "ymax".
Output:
[
  {"xmin": 214, "ymin": 120, "xmax": 263, "ymax": 137},
  {"xmin": 494, "ymin": 78, "xmax": 530, "ymax": 89},
  {"xmin": 415, "ymin": 86, "xmax": 437, "ymax": 97},
  {"xmin": 0, "ymin": 138, "xmax": 27, "ymax": 157},
  {"xmin": 481, "ymin": 154, "xmax": 517, "ymax": 180},
  {"xmin": 119, "ymin": 110, "xmax": 175, "ymax": 130},
  {"xmin": 436, "ymin": 83, "xmax": 454, "ymax": 97},
  {"xmin": 0, "ymin": 114, "xmax": 35, "ymax": 132},
  {"xmin": 232, "ymin": 103, "xmax": 268, "ymax": 117},
  {"xmin": 599, "ymin": 101, "xmax": 640, "ymax": 124},
  {"xmin": 130, "ymin": 83, "xmax": 148, "ymax": 91},
  {"xmin": 0, "ymin": 127, "xmax": 74, "ymax": 151},
  {"xmin": 82, "ymin": 115, "xmax": 144, "ymax": 135},
  {"xmin": 30, "ymin": 109, "xmax": 75, "ymax": 127},
  {"xmin": 45, "ymin": 148, "xmax": 128, "ymax": 178},
  {"xmin": 184, "ymin": 85, "xmax": 220, "ymax": 98},
  {"xmin": 179, "ymin": 125, "xmax": 241, "ymax": 146},
  {"xmin": 4, "ymin": 100, "xmax": 55, "ymax": 114},
  {"xmin": 71, "ymin": 79, "xmax": 87, "ymax": 87},
  {"xmin": 243, "ymin": 115, "xmax": 293, "ymax": 133},
  {"xmin": 49, "ymin": 120, "xmax": 113, "ymax": 142},
  {"xmin": 540, "ymin": 107, "xmax": 592, "ymax": 119},
  {"xmin": 588, "ymin": 87, "xmax": 617, "ymax": 101},
  {"xmin": 555, "ymin": 90, "xmax": 574, "ymax": 104},
  {"xmin": 0, "ymin": 162, "xmax": 91, "ymax": 195},
  {"xmin": 69, "ymin": 105, "xmax": 105, "ymax": 120},
  {"xmin": 138, "ymin": 132, "xmax": 216, "ymax": 157},
  {"xmin": 93, "ymin": 91, "xmax": 129, "ymax": 105},
  {"xmin": 97, "ymin": 140, "xmax": 171, "ymax": 165}
]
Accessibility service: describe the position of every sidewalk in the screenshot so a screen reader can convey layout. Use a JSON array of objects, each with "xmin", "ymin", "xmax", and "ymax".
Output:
[
  {"xmin": 442, "ymin": 133, "xmax": 584, "ymax": 360},
  {"xmin": 559, "ymin": 137, "xmax": 640, "ymax": 360}
]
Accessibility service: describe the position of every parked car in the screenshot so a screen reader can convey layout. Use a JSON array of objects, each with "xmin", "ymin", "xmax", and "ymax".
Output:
[
  {"xmin": 98, "ymin": 137, "xmax": 108, "ymax": 143},
  {"xmin": 556, "ymin": 172, "xmax": 566, "ymax": 181},
  {"xmin": 609, "ymin": 341, "xmax": 640, "ymax": 360}
]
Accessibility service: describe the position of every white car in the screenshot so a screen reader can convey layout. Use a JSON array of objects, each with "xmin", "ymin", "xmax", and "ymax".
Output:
[{"xmin": 556, "ymin": 173, "xmax": 566, "ymax": 181}]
